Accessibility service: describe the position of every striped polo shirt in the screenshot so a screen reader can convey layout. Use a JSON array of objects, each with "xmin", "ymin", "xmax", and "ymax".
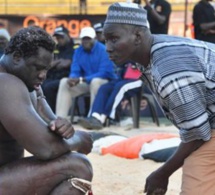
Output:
[{"xmin": 141, "ymin": 35, "xmax": 215, "ymax": 143}]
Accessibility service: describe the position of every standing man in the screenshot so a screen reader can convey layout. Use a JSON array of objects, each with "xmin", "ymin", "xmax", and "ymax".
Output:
[
  {"xmin": 104, "ymin": 2, "xmax": 215, "ymax": 194},
  {"xmin": 42, "ymin": 25, "xmax": 75, "ymax": 113},
  {"xmin": 133, "ymin": 0, "xmax": 142, "ymax": 4},
  {"xmin": 56, "ymin": 27, "xmax": 116, "ymax": 118},
  {"xmin": 193, "ymin": 0, "xmax": 215, "ymax": 43},
  {"xmin": 79, "ymin": 0, "xmax": 87, "ymax": 14},
  {"xmin": 0, "ymin": 26, "xmax": 93, "ymax": 195},
  {"xmin": 143, "ymin": 0, "xmax": 171, "ymax": 34}
]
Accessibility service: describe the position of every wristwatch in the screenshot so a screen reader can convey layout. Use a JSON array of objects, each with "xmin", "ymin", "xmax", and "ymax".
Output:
[{"xmin": 79, "ymin": 77, "xmax": 84, "ymax": 84}]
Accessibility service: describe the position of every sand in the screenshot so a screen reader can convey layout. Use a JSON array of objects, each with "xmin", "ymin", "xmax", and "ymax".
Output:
[
  {"xmin": 75, "ymin": 119, "xmax": 182, "ymax": 195},
  {"xmin": 88, "ymin": 153, "xmax": 181, "ymax": 195},
  {"xmin": 25, "ymin": 119, "xmax": 182, "ymax": 195}
]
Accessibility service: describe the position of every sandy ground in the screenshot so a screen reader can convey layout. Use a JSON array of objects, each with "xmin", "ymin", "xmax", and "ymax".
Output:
[
  {"xmin": 25, "ymin": 119, "xmax": 182, "ymax": 195},
  {"xmin": 88, "ymin": 153, "xmax": 181, "ymax": 195},
  {"xmin": 75, "ymin": 119, "xmax": 182, "ymax": 195}
]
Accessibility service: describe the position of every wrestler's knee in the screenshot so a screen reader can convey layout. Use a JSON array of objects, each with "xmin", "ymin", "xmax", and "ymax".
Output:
[{"xmin": 64, "ymin": 152, "xmax": 93, "ymax": 180}]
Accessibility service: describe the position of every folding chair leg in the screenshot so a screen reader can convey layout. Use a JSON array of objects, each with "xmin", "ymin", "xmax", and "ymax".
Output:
[
  {"xmin": 131, "ymin": 95, "xmax": 141, "ymax": 128},
  {"xmin": 143, "ymin": 95, "xmax": 160, "ymax": 126},
  {"xmin": 70, "ymin": 97, "xmax": 78, "ymax": 123}
]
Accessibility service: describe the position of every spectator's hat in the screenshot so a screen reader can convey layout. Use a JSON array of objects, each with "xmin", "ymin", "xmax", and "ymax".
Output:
[
  {"xmin": 0, "ymin": 28, "xmax": 10, "ymax": 41},
  {"xmin": 104, "ymin": 2, "xmax": 149, "ymax": 28},
  {"xmin": 80, "ymin": 27, "xmax": 96, "ymax": 39},
  {"xmin": 53, "ymin": 26, "xmax": 69, "ymax": 36},
  {"xmin": 93, "ymin": 22, "xmax": 104, "ymax": 32}
]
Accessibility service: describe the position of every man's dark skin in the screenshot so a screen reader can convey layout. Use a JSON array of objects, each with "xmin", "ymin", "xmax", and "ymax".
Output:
[
  {"xmin": 103, "ymin": 23, "xmax": 205, "ymax": 195},
  {"xmin": 0, "ymin": 35, "xmax": 9, "ymax": 57},
  {"xmin": 0, "ymin": 27, "xmax": 93, "ymax": 195},
  {"xmin": 144, "ymin": 0, "xmax": 167, "ymax": 24},
  {"xmin": 195, "ymin": 0, "xmax": 215, "ymax": 34}
]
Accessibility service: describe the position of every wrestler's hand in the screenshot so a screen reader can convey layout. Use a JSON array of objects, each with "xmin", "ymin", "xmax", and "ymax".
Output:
[
  {"xmin": 144, "ymin": 169, "xmax": 168, "ymax": 195},
  {"xmin": 49, "ymin": 117, "xmax": 75, "ymax": 139},
  {"xmin": 75, "ymin": 130, "xmax": 93, "ymax": 155}
]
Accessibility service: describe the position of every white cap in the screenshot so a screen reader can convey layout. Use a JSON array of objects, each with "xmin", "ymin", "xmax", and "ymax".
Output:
[
  {"xmin": 0, "ymin": 28, "xmax": 10, "ymax": 41},
  {"xmin": 80, "ymin": 27, "xmax": 96, "ymax": 39}
]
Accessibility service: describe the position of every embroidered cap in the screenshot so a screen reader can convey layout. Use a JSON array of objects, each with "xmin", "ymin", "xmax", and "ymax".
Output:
[{"xmin": 104, "ymin": 2, "xmax": 149, "ymax": 28}]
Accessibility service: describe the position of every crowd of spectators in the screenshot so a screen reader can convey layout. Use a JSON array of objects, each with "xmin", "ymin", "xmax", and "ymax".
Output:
[{"xmin": 2, "ymin": 0, "xmax": 215, "ymax": 127}]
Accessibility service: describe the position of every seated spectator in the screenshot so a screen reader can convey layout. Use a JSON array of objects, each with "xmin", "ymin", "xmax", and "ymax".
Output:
[
  {"xmin": 42, "ymin": 25, "xmax": 75, "ymax": 112},
  {"xmin": 0, "ymin": 28, "xmax": 10, "ymax": 58},
  {"xmin": 79, "ymin": 62, "xmax": 143, "ymax": 130},
  {"xmin": 56, "ymin": 27, "xmax": 116, "ymax": 118},
  {"xmin": 93, "ymin": 22, "xmax": 105, "ymax": 44}
]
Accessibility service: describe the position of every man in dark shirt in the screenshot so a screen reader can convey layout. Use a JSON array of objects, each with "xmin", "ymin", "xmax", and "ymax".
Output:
[
  {"xmin": 42, "ymin": 25, "xmax": 75, "ymax": 112},
  {"xmin": 93, "ymin": 22, "xmax": 105, "ymax": 44},
  {"xmin": 80, "ymin": 0, "xmax": 87, "ymax": 14},
  {"xmin": 0, "ymin": 28, "xmax": 10, "ymax": 58},
  {"xmin": 193, "ymin": 0, "xmax": 215, "ymax": 43},
  {"xmin": 133, "ymin": 0, "xmax": 142, "ymax": 4},
  {"xmin": 144, "ymin": 0, "xmax": 171, "ymax": 34}
]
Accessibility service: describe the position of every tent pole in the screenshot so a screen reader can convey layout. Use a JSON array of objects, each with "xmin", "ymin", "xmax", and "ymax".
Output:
[{"xmin": 184, "ymin": 0, "xmax": 188, "ymax": 37}]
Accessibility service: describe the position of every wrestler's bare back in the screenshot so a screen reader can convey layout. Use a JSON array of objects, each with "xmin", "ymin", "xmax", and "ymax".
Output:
[
  {"xmin": 0, "ymin": 70, "xmax": 93, "ymax": 194},
  {"xmin": 0, "ymin": 69, "xmax": 25, "ymax": 166},
  {"xmin": 0, "ymin": 121, "xmax": 24, "ymax": 166}
]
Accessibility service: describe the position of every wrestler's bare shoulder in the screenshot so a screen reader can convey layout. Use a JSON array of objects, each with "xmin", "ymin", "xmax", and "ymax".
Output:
[
  {"xmin": 0, "ymin": 73, "xmax": 29, "ymax": 136},
  {"xmin": 0, "ymin": 118, "xmax": 24, "ymax": 166},
  {"xmin": 0, "ymin": 72, "xmax": 27, "ymax": 93},
  {"xmin": 0, "ymin": 73, "xmax": 25, "ymax": 138},
  {"xmin": 0, "ymin": 72, "xmax": 21, "ymax": 81},
  {"xmin": 0, "ymin": 73, "xmax": 26, "ymax": 165}
]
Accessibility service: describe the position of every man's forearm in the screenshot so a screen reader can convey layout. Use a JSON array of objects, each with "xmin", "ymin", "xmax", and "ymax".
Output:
[
  {"xmin": 37, "ymin": 97, "xmax": 57, "ymax": 123},
  {"xmin": 158, "ymin": 139, "xmax": 205, "ymax": 177},
  {"xmin": 64, "ymin": 130, "xmax": 92, "ymax": 155},
  {"xmin": 200, "ymin": 22, "xmax": 215, "ymax": 31},
  {"xmin": 145, "ymin": 5, "xmax": 166, "ymax": 24},
  {"xmin": 65, "ymin": 131, "xmax": 82, "ymax": 151},
  {"xmin": 35, "ymin": 87, "xmax": 57, "ymax": 123}
]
